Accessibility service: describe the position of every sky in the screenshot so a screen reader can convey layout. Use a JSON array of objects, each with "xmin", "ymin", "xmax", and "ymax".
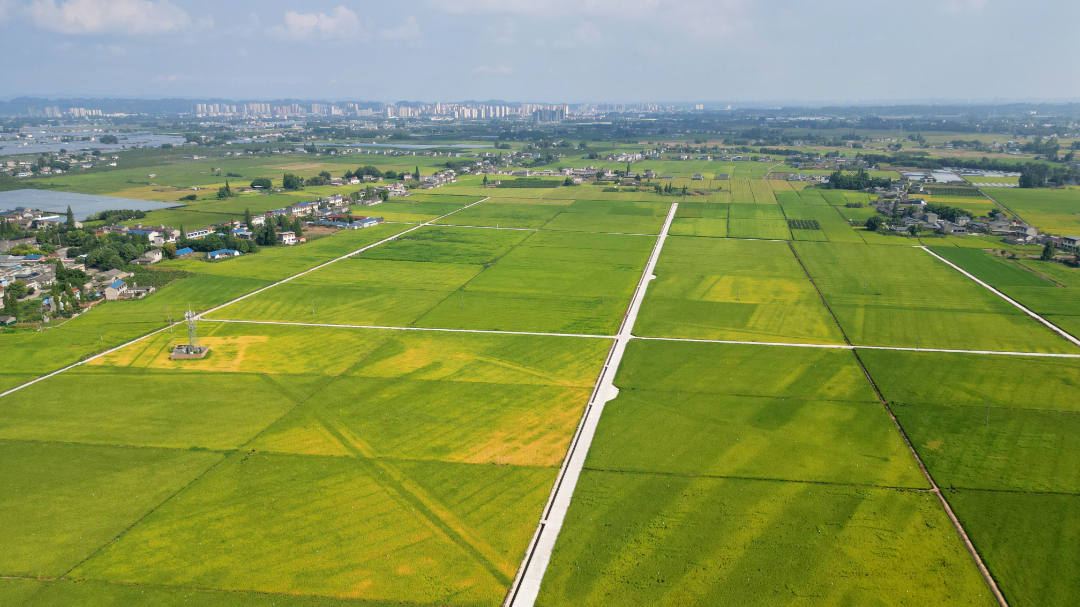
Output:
[{"xmin": 1, "ymin": 0, "xmax": 1078, "ymax": 104}]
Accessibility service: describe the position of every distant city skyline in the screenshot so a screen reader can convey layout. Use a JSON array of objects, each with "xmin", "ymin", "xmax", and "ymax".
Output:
[{"xmin": 1, "ymin": 0, "xmax": 1078, "ymax": 102}]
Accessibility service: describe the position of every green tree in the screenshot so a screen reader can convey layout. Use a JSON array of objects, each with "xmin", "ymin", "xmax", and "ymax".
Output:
[
  {"xmin": 1042, "ymin": 241, "xmax": 1056, "ymax": 261},
  {"xmin": 162, "ymin": 242, "xmax": 177, "ymax": 259},
  {"xmin": 65, "ymin": 205, "xmax": 75, "ymax": 227},
  {"xmin": 180, "ymin": 225, "xmax": 186, "ymax": 239},
  {"xmin": 292, "ymin": 218, "xmax": 304, "ymax": 238},
  {"xmin": 8, "ymin": 280, "xmax": 28, "ymax": 299},
  {"xmin": 907, "ymin": 224, "xmax": 921, "ymax": 237},
  {"xmin": 244, "ymin": 208, "xmax": 254, "ymax": 228},
  {"xmin": 483, "ymin": 175, "xmax": 488, "ymax": 185},
  {"xmin": 3, "ymin": 288, "xmax": 19, "ymax": 318},
  {"xmin": 865, "ymin": 216, "xmax": 883, "ymax": 232},
  {"xmin": 282, "ymin": 173, "xmax": 303, "ymax": 190},
  {"xmin": 415, "ymin": 166, "xmax": 420, "ymax": 181},
  {"xmin": 250, "ymin": 177, "xmax": 272, "ymax": 189}
]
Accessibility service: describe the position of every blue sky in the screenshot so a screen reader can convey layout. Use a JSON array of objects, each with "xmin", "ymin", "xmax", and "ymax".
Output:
[{"xmin": 1, "ymin": 0, "xmax": 1077, "ymax": 103}]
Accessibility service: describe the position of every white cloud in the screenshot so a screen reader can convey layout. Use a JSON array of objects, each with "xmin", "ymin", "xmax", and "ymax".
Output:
[
  {"xmin": 486, "ymin": 16, "xmax": 516, "ymax": 44},
  {"xmin": 378, "ymin": 15, "xmax": 421, "ymax": 43},
  {"xmin": 943, "ymin": 0, "xmax": 988, "ymax": 13},
  {"xmin": 473, "ymin": 65, "xmax": 512, "ymax": 74},
  {"xmin": 554, "ymin": 21, "xmax": 601, "ymax": 48},
  {"xmin": 269, "ymin": 5, "xmax": 365, "ymax": 41},
  {"xmin": 431, "ymin": 0, "xmax": 656, "ymax": 15},
  {"xmin": 26, "ymin": 0, "xmax": 191, "ymax": 34},
  {"xmin": 431, "ymin": 0, "xmax": 749, "ymax": 37}
]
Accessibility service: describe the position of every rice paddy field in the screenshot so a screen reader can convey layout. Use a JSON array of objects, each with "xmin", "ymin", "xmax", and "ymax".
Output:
[
  {"xmin": 989, "ymin": 186, "xmax": 1080, "ymax": 236},
  {"xmin": 793, "ymin": 241, "xmax": 1078, "ymax": 353},
  {"xmin": 7, "ymin": 148, "xmax": 1080, "ymax": 607},
  {"xmin": 1, "ymin": 320, "xmax": 610, "ymax": 606},
  {"xmin": 635, "ymin": 237, "xmax": 847, "ymax": 344},
  {"xmin": 535, "ymin": 339, "xmax": 994, "ymax": 607},
  {"xmin": 858, "ymin": 347, "xmax": 1080, "ymax": 607}
]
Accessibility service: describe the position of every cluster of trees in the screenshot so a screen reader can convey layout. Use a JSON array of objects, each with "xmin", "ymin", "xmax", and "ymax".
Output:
[
  {"xmin": 83, "ymin": 240, "xmax": 148, "ymax": 270},
  {"xmin": 87, "ymin": 209, "xmax": 145, "ymax": 223},
  {"xmin": 924, "ymin": 203, "xmax": 968, "ymax": 223},
  {"xmin": 176, "ymin": 232, "xmax": 259, "ymax": 254},
  {"xmin": 282, "ymin": 173, "xmax": 304, "ymax": 190},
  {"xmin": 824, "ymin": 169, "xmax": 892, "ymax": 190},
  {"xmin": 654, "ymin": 182, "xmax": 688, "ymax": 195},
  {"xmin": 1017, "ymin": 163, "xmax": 1078, "ymax": 188},
  {"xmin": 99, "ymin": 134, "xmax": 119, "ymax": 144},
  {"xmin": 250, "ymin": 177, "xmax": 273, "ymax": 189},
  {"xmin": 351, "ymin": 186, "xmax": 387, "ymax": 202},
  {"xmin": 304, "ymin": 171, "xmax": 332, "ymax": 187},
  {"xmin": 216, "ymin": 181, "xmax": 237, "ymax": 199},
  {"xmin": 0, "ymin": 216, "xmax": 31, "ymax": 239},
  {"xmin": 344, "ymin": 166, "xmax": 405, "ymax": 181},
  {"xmin": 1018, "ymin": 138, "xmax": 1073, "ymax": 161}
]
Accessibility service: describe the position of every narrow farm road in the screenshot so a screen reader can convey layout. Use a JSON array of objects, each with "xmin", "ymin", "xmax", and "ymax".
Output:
[
  {"xmin": 922, "ymin": 246, "xmax": 1080, "ymax": 349},
  {"xmin": 505, "ymin": 201, "xmax": 678, "ymax": 607}
]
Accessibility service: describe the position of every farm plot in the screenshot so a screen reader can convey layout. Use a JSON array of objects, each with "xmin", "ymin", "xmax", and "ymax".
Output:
[
  {"xmin": 0, "ymin": 440, "xmax": 221, "ymax": 578},
  {"xmin": 795, "ymin": 189, "xmax": 830, "ymax": 205},
  {"xmin": 891, "ymin": 402, "xmax": 1080, "ymax": 493},
  {"xmin": 367, "ymin": 198, "xmax": 477, "ymax": 223},
  {"xmin": 17, "ymin": 579, "xmax": 390, "ymax": 606},
  {"xmin": 987, "ymin": 187, "xmax": 1080, "ymax": 236},
  {"xmin": 208, "ymin": 256, "xmax": 482, "ymax": 326},
  {"xmin": 616, "ymin": 339, "xmax": 875, "ymax": 403},
  {"xmin": 929, "ymin": 246, "xmax": 1080, "ymax": 318},
  {"xmin": 794, "ymin": 241, "xmax": 1076, "ymax": 352},
  {"xmin": 669, "ymin": 201, "xmax": 728, "ymax": 237},
  {"xmin": 416, "ymin": 231, "xmax": 653, "ymax": 334},
  {"xmin": 2, "ymin": 318, "xmax": 610, "ymax": 607},
  {"xmin": 947, "ymin": 490, "xmax": 1080, "ymax": 607},
  {"xmin": 635, "ymin": 237, "xmax": 847, "ymax": 344},
  {"xmin": 859, "ymin": 350, "xmax": 1080, "ymax": 412},
  {"xmin": 729, "ymin": 179, "xmax": 756, "ymax": 204},
  {"xmin": 726, "ymin": 218, "xmax": 791, "ymax": 240},
  {"xmin": 252, "ymin": 341, "xmax": 606, "ymax": 466},
  {"xmin": 748, "ymin": 180, "xmax": 778, "ymax": 204},
  {"xmin": 781, "ymin": 204, "xmax": 863, "ymax": 243},
  {"xmin": 0, "ymin": 366, "xmax": 330, "ymax": 449},
  {"xmin": 358, "ymin": 225, "xmax": 529, "ymax": 264},
  {"xmin": 71, "ymin": 453, "xmax": 555, "ymax": 606},
  {"xmin": 587, "ymin": 339, "xmax": 920, "ymax": 487},
  {"xmin": 536, "ymin": 473, "xmax": 994, "ymax": 607},
  {"xmin": 540, "ymin": 200, "xmax": 670, "ymax": 234},
  {"xmin": 434, "ymin": 199, "xmax": 567, "ymax": 229},
  {"xmin": 587, "ymin": 390, "xmax": 921, "ymax": 486}
]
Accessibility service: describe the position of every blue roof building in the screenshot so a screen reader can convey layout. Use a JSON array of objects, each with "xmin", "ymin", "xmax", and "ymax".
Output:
[
  {"xmin": 208, "ymin": 249, "xmax": 241, "ymax": 259},
  {"xmin": 175, "ymin": 247, "xmax": 194, "ymax": 256}
]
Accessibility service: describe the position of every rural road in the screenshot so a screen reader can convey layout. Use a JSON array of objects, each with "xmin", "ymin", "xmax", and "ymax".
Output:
[
  {"xmin": 922, "ymin": 246, "xmax": 1080, "ymax": 349},
  {"xmin": 504, "ymin": 201, "xmax": 679, "ymax": 607}
]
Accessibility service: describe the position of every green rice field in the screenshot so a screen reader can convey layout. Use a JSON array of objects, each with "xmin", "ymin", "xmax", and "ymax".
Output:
[
  {"xmin": 635, "ymin": 237, "xmax": 847, "ymax": 344},
  {"xmin": 6, "ymin": 142, "xmax": 1078, "ymax": 607}
]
